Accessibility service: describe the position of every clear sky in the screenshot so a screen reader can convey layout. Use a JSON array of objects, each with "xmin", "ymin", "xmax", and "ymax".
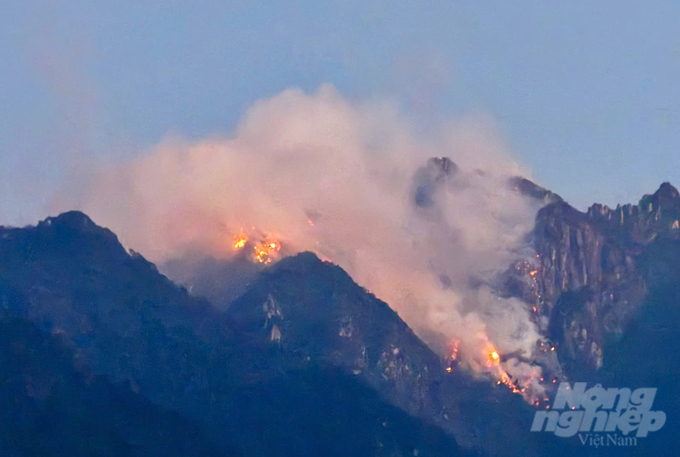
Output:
[{"xmin": 1, "ymin": 0, "xmax": 679, "ymax": 224}]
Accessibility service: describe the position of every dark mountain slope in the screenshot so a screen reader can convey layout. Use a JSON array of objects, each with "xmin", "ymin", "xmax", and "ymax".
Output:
[
  {"xmin": 0, "ymin": 312, "xmax": 235, "ymax": 456},
  {"xmin": 594, "ymin": 235, "xmax": 680, "ymax": 455},
  {"xmin": 0, "ymin": 212, "xmax": 467, "ymax": 456},
  {"xmin": 226, "ymin": 252, "xmax": 571, "ymax": 457},
  {"xmin": 227, "ymin": 252, "xmax": 445, "ymax": 422}
]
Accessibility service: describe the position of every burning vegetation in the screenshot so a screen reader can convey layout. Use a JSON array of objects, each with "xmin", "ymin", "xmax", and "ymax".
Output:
[
  {"xmin": 229, "ymin": 222, "xmax": 556, "ymax": 408},
  {"xmin": 232, "ymin": 232, "xmax": 282, "ymax": 265},
  {"xmin": 233, "ymin": 234, "xmax": 248, "ymax": 250},
  {"xmin": 254, "ymin": 239, "xmax": 282, "ymax": 264},
  {"xmin": 487, "ymin": 346, "xmax": 549, "ymax": 405},
  {"xmin": 445, "ymin": 338, "xmax": 550, "ymax": 406}
]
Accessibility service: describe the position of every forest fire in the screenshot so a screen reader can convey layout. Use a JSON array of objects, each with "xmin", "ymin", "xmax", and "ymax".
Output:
[
  {"xmin": 231, "ymin": 232, "xmax": 282, "ymax": 264},
  {"xmin": 471, "ymin": 343, "xmax": 549, "ymax": 405},
  {"xmin": 233, "ymin": 234, "xmax": 248, "ymax": 250},
  {"xmin": 254, "ymin": 238, "xmax": 281, "ymax": 264},
  {"xmin": 488, "ymin": 350, "xmax": 500, "ymax": 364},
  {"xmin": 445, "ymin": 339, "xmax": 460, "ymax": 373}
]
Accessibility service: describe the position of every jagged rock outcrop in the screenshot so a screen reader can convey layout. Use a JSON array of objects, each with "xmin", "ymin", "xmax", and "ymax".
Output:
[
  {"xmin": 413, "ymin": 157, "xmax": 459, "ymax": 207},
  {"xmin": 508, "ymin": 176, "xmax": 563, "ymax": 204},
  {"xmin": 531, "ymin": 183, "xmax": 680, "ymax": 375}
]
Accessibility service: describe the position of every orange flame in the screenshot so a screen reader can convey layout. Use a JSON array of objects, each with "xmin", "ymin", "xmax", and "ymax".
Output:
[
  {"xmin": 233, "ymin": 234, "xmax": 248, "ymax": 250},
  {"xmin": 253, "ymin": 237, "xmax": 282, "ymax": 264},
  {"xmin": 483, "ymin": 344, "xmax": 543, "ymax": 399},
  {"xmin": 230, "ymin": 230, "xmax": 282, "ymax": 264}
]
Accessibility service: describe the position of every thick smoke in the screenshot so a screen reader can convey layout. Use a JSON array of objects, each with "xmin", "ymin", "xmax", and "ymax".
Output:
[{"xmin": 54, "ymin": 85, "xmax": 547, "ymax": 387}]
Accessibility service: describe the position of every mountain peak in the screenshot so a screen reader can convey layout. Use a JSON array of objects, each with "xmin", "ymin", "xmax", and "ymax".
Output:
[
  {"xmin": 427, "ymin": 156, "xmax": 458, "ymax": 176},
  {"xmin": 656, "ymin": 181, "xmax": 679, "ymax": 195},
  {"xmin": 651, "ymin": 181, "xmax": 679, "ymax": 202},
  {"xmin": 268, "ymin": 251, "xmax": 327, "ymax": 273},
  {"xmin": 30, "ymin": 211, "xmax": 128, "ymax": 260},
  {"xmin": 39, "ymin": 211, "xmax": 97, "ymax": 231},
  {"xmin": 638, "ymin": 181, "xmax": 679, "ymax": 209},
  {"xmin": 413, "ymin": 157, "xmax": 458, "ymax": 207},
  {"xmin": 508, "ymin": 176, "xmax": 563, "ymax": 203},
  {"xmin": 536, "ymin": 199, "xmax": 587, "ymax": 224}
]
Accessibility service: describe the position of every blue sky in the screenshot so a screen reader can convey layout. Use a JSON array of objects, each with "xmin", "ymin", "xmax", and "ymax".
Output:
[{"xmin": 1, "ymin": 1, "xmax": 679, "ymax": 224}]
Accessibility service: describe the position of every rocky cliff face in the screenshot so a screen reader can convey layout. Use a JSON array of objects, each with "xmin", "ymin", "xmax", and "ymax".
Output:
[
  {"xmin": 527, "ymin": 182, "xmax": 680, "ymax": 456},
  {"xmin": 530, "ymin": 183, "xmax": 680, "ymax": 375}
]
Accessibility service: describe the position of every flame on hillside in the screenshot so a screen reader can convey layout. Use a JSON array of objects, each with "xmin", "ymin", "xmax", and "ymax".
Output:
[
  {"xmin": 231, "ymin": 231, "xmax": 282, "ymax": 265},
  {"xmin": 60, "ymin": 86, "xmax": 553, "ymax": 408},
  {"xmin": 445, "ymin": 339, "xmax": 548, "ymax": 405},
  {"xmin": 445, "ymin": 339, "xmax": 460, "ymax": 373},
  {"xmin": 488, "ymin": 350, "xmax": 500, "ymax": 364},
  {"xmin": 254, "ymin": 238, "xmax": 281, "ymax": 264},
  {"xmin": 233, "ymin": 234, "xmax": 248, "ymax": 250}
]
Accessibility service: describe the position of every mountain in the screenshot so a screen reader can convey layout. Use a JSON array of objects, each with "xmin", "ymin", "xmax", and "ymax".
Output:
[
  {"xmin": 0, "ymin": 212, "xmax": 469, "ymax": 456},
  {"xmin": 225, "ymin": 252, "xmax": 568, "ymax": 456},
  {"xmin": 508, "ymin": 176, "xmax": 563, "ymax": 205},
  {"xmin": 531, "ymin": 183, "xmax": 680, "ymax": 376},
  {"xmin": 518, "ymin": 182, "xmax": 680, "ymax": 455},
  {"xmin": 0, "ymin": 313, "xmax": 235, "ymax": 456},
  {"xmin": 1, "ymin": 178, "xmax": 678, "ymax": 455}
]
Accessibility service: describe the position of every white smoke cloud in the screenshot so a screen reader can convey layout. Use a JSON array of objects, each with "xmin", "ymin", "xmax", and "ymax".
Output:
[{"xmin": 53, "ymin": 84, "xmax": 546, "ymax": 386}]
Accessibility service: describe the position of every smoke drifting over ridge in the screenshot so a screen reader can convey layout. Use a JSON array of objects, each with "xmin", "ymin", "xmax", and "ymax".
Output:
[{"xmin": 54, "ymin": 85, "xmax": 548, "ymax": 388}]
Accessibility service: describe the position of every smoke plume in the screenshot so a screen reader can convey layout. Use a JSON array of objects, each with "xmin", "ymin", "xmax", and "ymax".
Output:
[{"xmin": 54, "ymin": 84, "xmax": 547, "ymax": 390}]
